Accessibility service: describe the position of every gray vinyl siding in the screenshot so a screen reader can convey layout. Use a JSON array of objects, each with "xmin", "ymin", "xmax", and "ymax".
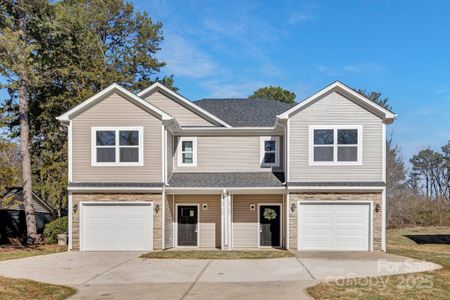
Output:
[
  {"xmin": 173, "ymin": 135, "xmax": 284, "ymax": 173},
  {"xmin": 232, "ymin": 194, "xmax": 283, "ymax": 248},
  {"xmin": 144, "ymin": 91, "xmax": 215, "ymax": 127},
  {"xmin": 71, "ymin": 92, "xmax": 163, "ymax": 182},
  {"xmin": 288, "ymin": 91, "xmax": 383, "ymax": 182},
  {"xmin": 167, "ymin": 130, "xmax": 174, "ymax": 180},
  {"xmin": 169, "ymin": 195, "xmax": 221, "ymax": 248}
]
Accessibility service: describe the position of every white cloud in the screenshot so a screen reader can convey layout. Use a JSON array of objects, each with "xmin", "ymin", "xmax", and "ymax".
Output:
[
  {"xmin": 317, "ymin": 62, "xmax": 382, "ymax": 76},
  {"xmin": 200, "ymin": 79, "xmax": 268, "ymax": 98},
  {"xmin": 317, "ymin": 65, "xmax": 341, "ymax": 76},
  {"xmin": 159, "ymin": 33, "xmax": 218, "ymax": 78},
  {"xmin": 287, "ymin": 12, "xmax": 313, "ymax": 25}
]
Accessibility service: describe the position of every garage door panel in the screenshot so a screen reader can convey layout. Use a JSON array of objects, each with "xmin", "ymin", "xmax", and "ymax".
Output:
[
  {"xmin": 81, "ymin": 203, "xmax": 153, "ymax": 251},
  {"xmin": 298, "ymin": 203, "xmax": 370, "ymax": 251}
]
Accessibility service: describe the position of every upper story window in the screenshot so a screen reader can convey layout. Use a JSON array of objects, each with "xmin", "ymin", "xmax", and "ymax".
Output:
[
  {"xmin": 260, "ymin": 136, "xmax": 280, "ymax": 167},
  {"xmin": 178, "ymin": 137, "xmax": 197, "ymax": 167},
  {"xmin": 91, "ymin": 127, "xmax": 143, "ymax": 166},
  {"xmin": 309, "ymin": 125, "xmax": 362, "ymax": 165}
]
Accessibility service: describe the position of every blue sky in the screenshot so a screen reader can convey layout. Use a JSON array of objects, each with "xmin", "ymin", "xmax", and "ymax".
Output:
[{"xmin": 134, "ymin": 0, "xmax": 450, "ymax": 161}]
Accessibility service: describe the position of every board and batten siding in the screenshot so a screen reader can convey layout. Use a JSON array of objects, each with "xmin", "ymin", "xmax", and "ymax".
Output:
[
  {"xmin": 71, "ymin": 92, "xmax": 163, "ymax": 182},
  {"xmin": 289, "ymin": 91, "xmax": 383, "ymax": 182},
  {"xmin": 144, "ymin": 91, "xmax": 214, "ymax": 127},
  {"xmin": 232, "ymin": 194, "xmax": 283, "ymax": 248},
  {"xmin": 174, "ymin": 136, "xmax": 284, "ymax": 172},
  {"xmin": 169, "ymin": 195, "xmax": 221, "ymax": 248}
]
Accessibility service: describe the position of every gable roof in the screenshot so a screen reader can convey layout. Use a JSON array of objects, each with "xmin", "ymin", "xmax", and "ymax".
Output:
[
  {"xmin": 137, "ymin": 82, "xmax": 231, "ymax": 127},
  {"xmin": 278, "ymin": 81, "xmax": 397, "ymax": 122},
  {"xmin": 1, "ymin": 187, "xmax": 54, "ymax": 214},
  {"xmin": 195, "ymin": 98, "xmax": 295, "ymax": 127},
  {"xmin": 57, "ymin": 83, "xmax": 173, "ymax": 122}
]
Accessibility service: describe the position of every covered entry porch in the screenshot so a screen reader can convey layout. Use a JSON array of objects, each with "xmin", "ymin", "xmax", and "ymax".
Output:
[{"xmin": 165, "ymin": 190, "xmax": 287, "ymax": 250}]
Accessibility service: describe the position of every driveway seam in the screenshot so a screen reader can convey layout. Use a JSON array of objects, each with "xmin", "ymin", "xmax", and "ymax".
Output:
[
  {"xmin": 180, "ymin": 260, "xmax": 212, "ymax": 300},
  {"xmin": 80, "ymin": 256, "xmax": 139, "ymax": 286},
  {"xmin": 295, "ymin": 257, "xmax": 316, "ymax": 280}
]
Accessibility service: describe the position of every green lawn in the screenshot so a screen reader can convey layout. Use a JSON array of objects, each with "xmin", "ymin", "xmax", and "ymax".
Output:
[
  {"xmin": 141, "ymin": 249, "xmax": 295, "ymax": 259},
  {"xmin": 307, "ymin": 226, "xmax": 450, "ymax": 300},
  {"xmin": 0, "ymin": 244, "xmax": 67, "ymax": 261},
  {"xmin": 0, "ymin": 244, "xmax": 75, "ymax": 299}
]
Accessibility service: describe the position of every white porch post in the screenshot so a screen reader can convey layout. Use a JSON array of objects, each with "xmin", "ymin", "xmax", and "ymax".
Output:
[{"xmin": 221, "ymin": 189, "xmax": 232, "ymax": 250}]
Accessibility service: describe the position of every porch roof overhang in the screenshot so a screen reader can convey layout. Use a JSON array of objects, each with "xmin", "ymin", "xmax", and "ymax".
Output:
[{"xmin": 167, "ymin": 172, "xmax": 285, "ymax": 188}]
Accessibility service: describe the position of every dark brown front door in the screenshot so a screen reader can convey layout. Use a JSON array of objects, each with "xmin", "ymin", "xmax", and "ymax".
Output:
[
  {"xmin": 259, "ymin": 205, "xmax": 281, "ymax": 247},
  {"xmin": 177, "ymin": 205, "xmax": 198, "ymax": 246}
]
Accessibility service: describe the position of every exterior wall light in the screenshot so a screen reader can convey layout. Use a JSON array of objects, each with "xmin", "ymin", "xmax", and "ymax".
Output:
[
  {"xmin": 290, "ymin": 203, "xmax": 296, "ymax": 213},
  {"xmin": 155, "ymin": 204, "xmax": 160, "ymax": 213},
  {"xmin": 375, "ymin": 203, "xmax": 380, "ymax": 213},
  {"xmin": 73, "ymin": 204, "xmax": 78, "ymax": 214}
]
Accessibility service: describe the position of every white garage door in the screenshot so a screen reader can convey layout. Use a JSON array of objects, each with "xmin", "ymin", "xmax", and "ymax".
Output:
[
  {"xmin": 81, "ymin": 202, "xmax": 153, "ymax": 251},
  {"xmin": 298, "ymin": 202, "xmax": 371, "ymax": 251}
]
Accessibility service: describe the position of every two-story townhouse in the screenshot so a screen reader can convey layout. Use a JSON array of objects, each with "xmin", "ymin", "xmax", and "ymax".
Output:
[{"xmin": 57, "ymin": 81, "xmax": 395, "ymax": 252}]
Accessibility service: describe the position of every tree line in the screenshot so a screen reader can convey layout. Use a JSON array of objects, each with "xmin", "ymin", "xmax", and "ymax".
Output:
[{"xmin": 1, "ymin": 0, "xmax": 175, "ymax": 244}]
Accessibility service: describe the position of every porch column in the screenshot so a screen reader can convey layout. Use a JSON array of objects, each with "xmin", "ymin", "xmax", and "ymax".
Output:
[{"xmin": 221, "ymin": 189, "xmax": 232, "ymax": 250}]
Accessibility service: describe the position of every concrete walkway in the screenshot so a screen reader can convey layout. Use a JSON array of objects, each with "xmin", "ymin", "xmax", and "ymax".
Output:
[{"xmin": 0, "ymin": 251, "xmax": 440, "ymax": 300}]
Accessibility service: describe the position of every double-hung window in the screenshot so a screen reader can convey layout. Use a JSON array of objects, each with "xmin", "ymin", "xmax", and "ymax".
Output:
[
  {"xmin": 92, "ymin": 127, "xmax": 143, "ymax": 166},
  {"xmin": 178, "ymin": 137, "xmax": 197, "ymax": 166},
  {"xmin": 260, "ymin": 136, "xmax": 280, "ymax": 167},
  {"xmin": 310, "ymin": 125, "xmax": 362, "ymax": 165}
]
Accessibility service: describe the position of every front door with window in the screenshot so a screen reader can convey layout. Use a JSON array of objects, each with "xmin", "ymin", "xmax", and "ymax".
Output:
[
  {"xmin": 177, "ymin": 205, "xmax": 198, "ymax": 246},
  {"xmin": 259, "ymin": 205, "xmax": 281, "ymax": 247}
]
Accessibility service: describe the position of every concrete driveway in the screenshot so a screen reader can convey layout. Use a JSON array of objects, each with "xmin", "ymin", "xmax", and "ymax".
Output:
[{"xmin": 0, "ymin": 251, "xmax": 440, "ymax": 300}]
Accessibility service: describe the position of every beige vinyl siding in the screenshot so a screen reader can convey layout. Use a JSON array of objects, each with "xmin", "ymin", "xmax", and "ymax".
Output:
[
  {"xmin": 174, "ymin": 136, "xmax": 284, "ymax": 172},
  {"xmin": 144, "ymin": 91, "xmax": 214, "ymax": 127},
  {"xmin": 232, "ymin": 194, "xmax": 283, "ymax": 248},
  {"xmin": 289, "ymin": 91, "xmax": 383, "ymax": 182},
  {"xmin": 170, "ymin": 195, "xmax": 221, "ymax": 248},
  {"xmin": 167, "ymin": 130, "xmax": 174, "ymax": 179},
  {"xmin": 72, "ymin": 92, "xmax": 162, "ymax": 182}
]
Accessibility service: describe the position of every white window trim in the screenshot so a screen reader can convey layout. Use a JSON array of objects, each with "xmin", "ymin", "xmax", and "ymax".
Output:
[
  {"xmin": 260, "ymin": 136, "xmax": 280, "ymax": 167},
  {"xmin": 177, "ymin": 137, "xmax": 197, "ymax": 167},
  {"xmin": 91, "ymin": 126, "xmax": 144, "ymax": 167},
  {"xmin": 309, "ymin": 125, "xmax": 363, "ymax": 166}
]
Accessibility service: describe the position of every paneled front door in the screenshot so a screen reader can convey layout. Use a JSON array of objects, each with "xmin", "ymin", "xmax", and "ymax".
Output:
[
  {"xmin": 177, "ymin": 205, "xmax": 198, "ymax": 246},
  {"xmin": 259, "ymin": 205, "xmax": 281, "ymax": 247}
]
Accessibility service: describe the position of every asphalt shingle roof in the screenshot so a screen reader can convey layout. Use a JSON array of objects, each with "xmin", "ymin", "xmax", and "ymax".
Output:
[
  {"xmin": 168, "ymin": 172, "xmax": 285, "ymax": 188},
  {"xmin": 194, "ymin": 98, "xmax": 295, "ymax": 127}
]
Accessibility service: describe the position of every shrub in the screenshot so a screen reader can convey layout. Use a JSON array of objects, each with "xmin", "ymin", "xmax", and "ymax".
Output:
[{"xmin": 44, "ymin": 216, "xmax": 68, "ymax": 244}]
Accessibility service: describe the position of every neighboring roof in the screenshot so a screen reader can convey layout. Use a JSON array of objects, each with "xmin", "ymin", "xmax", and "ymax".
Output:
[
  {"xmin": 278, "ymin": 81, "xmax": 397, "ymax": 122},
  {"xmin": 168, "ymin": 172, "xmax": 285, "ymax": 188},
  {"xmin": 57, "ymin": 83, "xmax": 173, "ymax": 122},
  {"xmin": 0, "ymin": 188, "xmax": 54, "ymax": 214},
  {"xmin": 287, "ymin": 182, "xmax": 385, "ymax": 187},
  {"xmin": 137, "ymin": 82, "xmax": 231, "ymax": 128},
  {"xmin": 195, "ymin": 98, "xmax": 295, "ymax": 127}
]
